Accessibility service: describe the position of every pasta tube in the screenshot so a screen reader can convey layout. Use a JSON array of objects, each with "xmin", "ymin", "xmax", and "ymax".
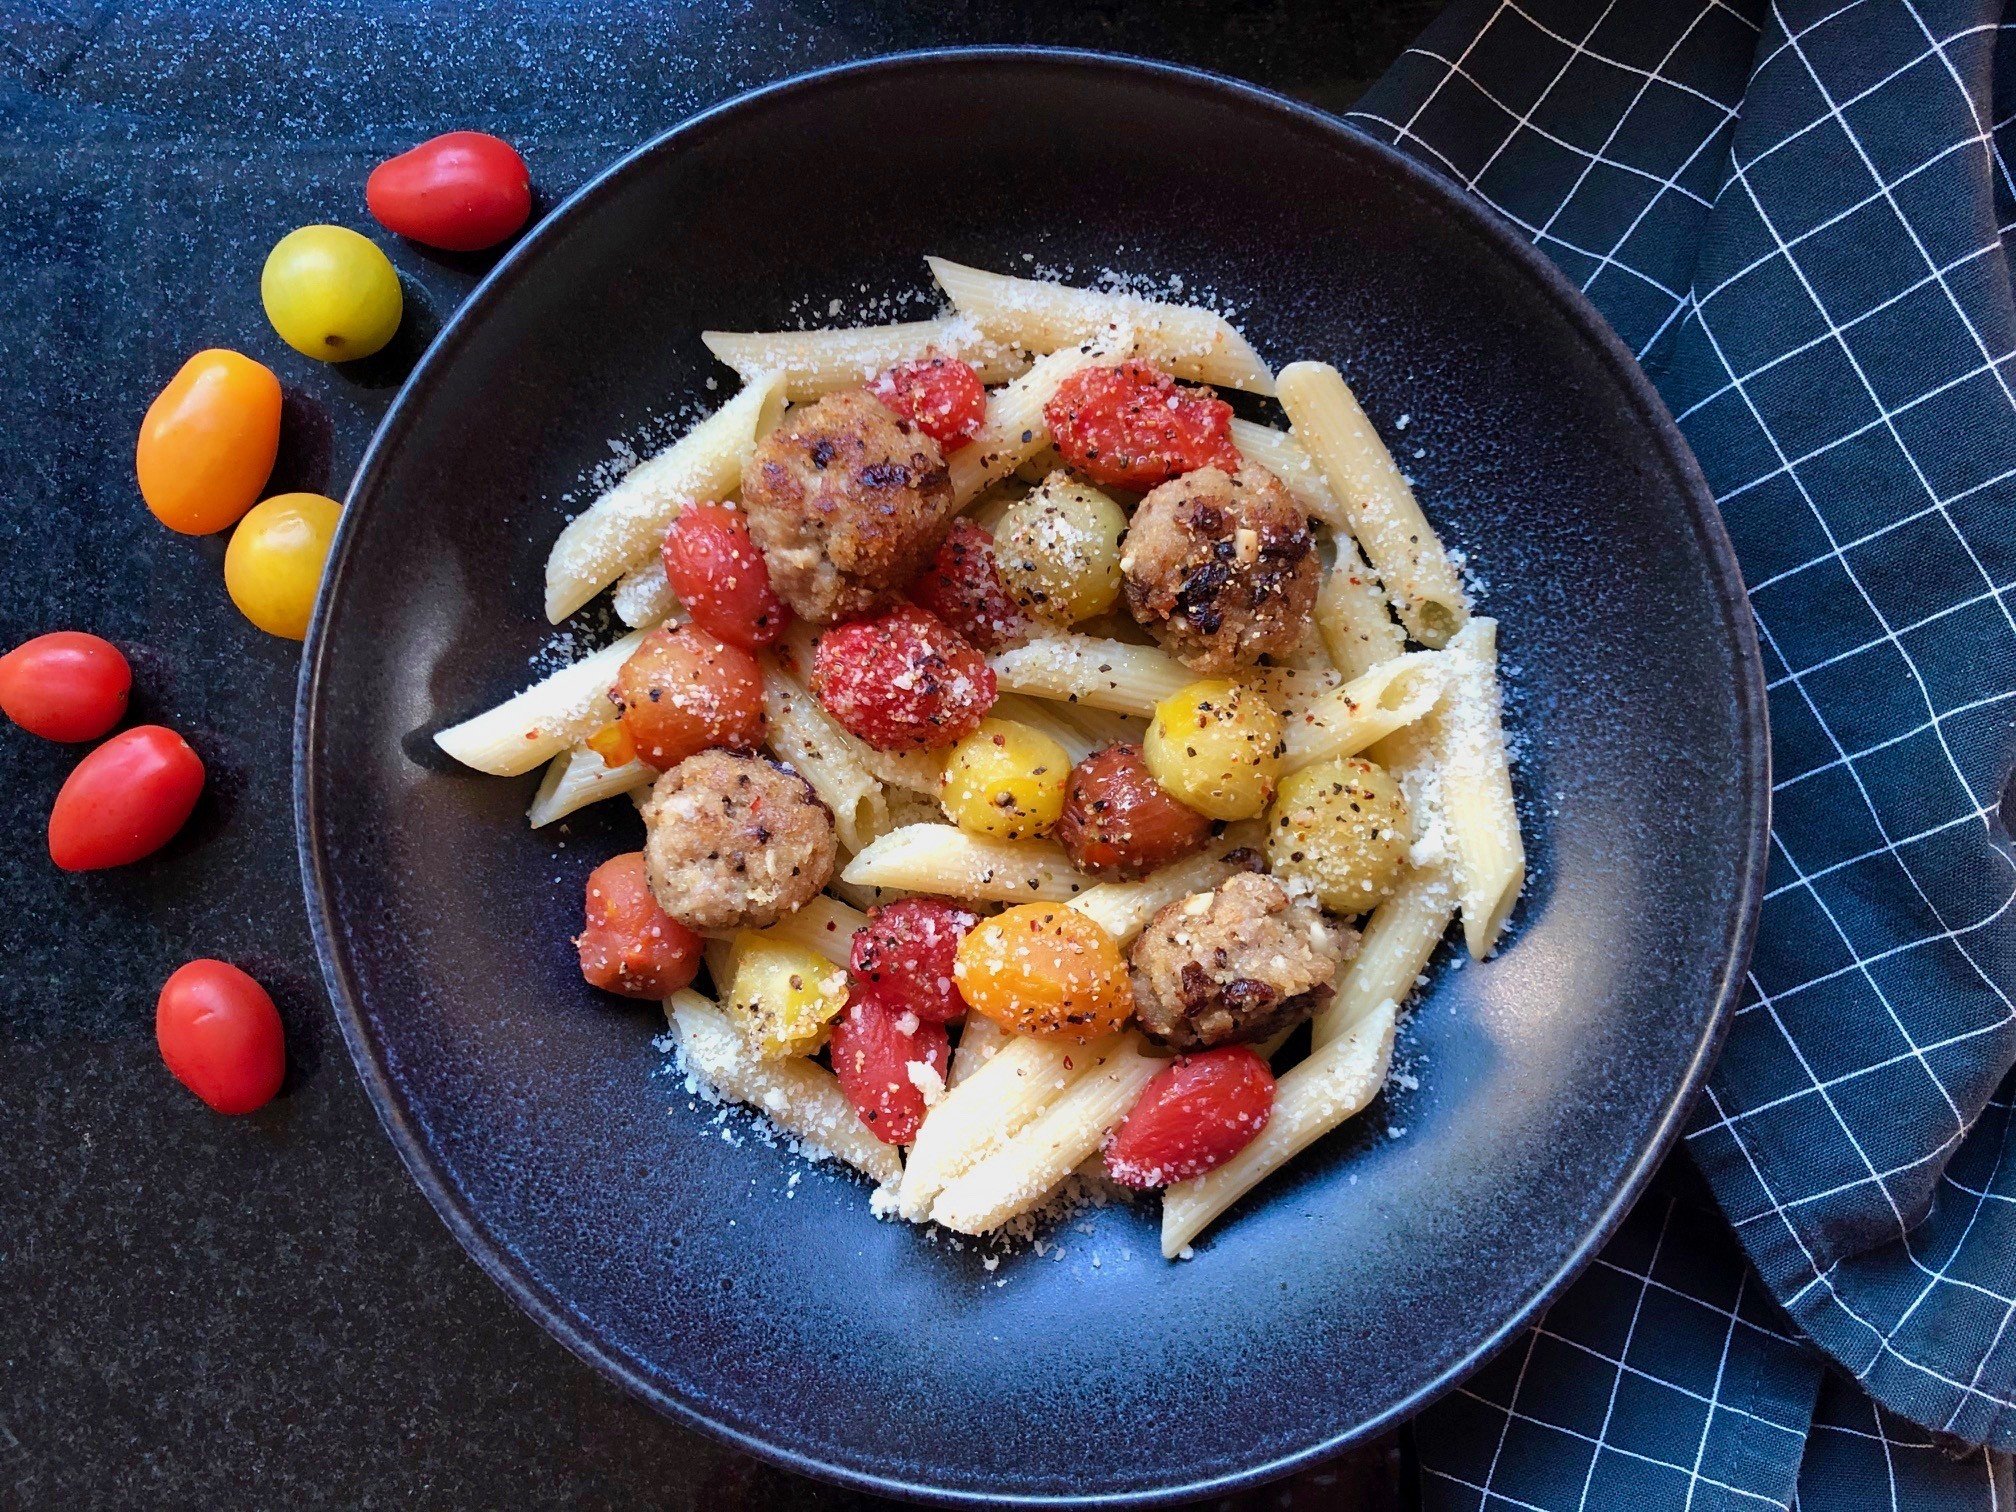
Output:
[
  {"xmin": 612, "ymin": 557, "xmax": 681, "ymax": 629},
  {"xmin": 1066, "ymin": 829, "xmax": 1261, "ymax": 945},
  {"xmin": 932, "ymin": 1035, "xmax": 1160, "ymax": 1234},
  {"xmin": 1311, "ymin": 864, "xmax": 1455, "ymax": 1048},
  {"xmin": 1230, "ymin": 419, "xmax": 1345, "ymax": 528},
  {"xmin": 762, "ymin": 664, "xmax": 889, "ymax": 854},
  {"xmin": 707, "ymin": 894, "xmax": 868, "ymax": 970},
  {"xmin": 667, "ymin": 990, "xmax": 901, "ymax": 1187},
  {"xmin": 928, "ymin": 257, "xmax": 1274, "ymax": 394},
  {"xmin": 1277, "ymin": 362, "xmax": 1467, "ymax": 648},
  {"xmin": 949, "ymin": 342, "xmax": 1123, "ymax": 505},
  {"xmin": 434, "ymin": 628, "xmax": 647, "ymax": 777},
  {"xmin": 1437, "ymin": 618, "xmax": 1524, "ymax": 958},
  {"xmin": 988, "ymin": 635, "xmax": 1196, "ymax": 718},
  {"xmin": 947, "ymin": 1015, "xmax": 1009, "ymax": 1088},
  {"xmin": 840, "ymin": 824, "xmax": 1093, "ymax": 902},
  {"xmin": 526, "ymin": 741, "xmax": 654, "ymax": 827},
  {"xmin": 1160, "ymin": 999, "xmax": 1397, "ymax": 1256},
  {"xmin": 1316, "ymin": 533, "xmax": 1407, "ymax": 679},
  {"xmin": 701, "ymin": 317, "xmax": 1027, "ymax": 400},
  {"xmin": 544, "ymin": 375, "xmax": 785, "ymax": 622},
  {"xmin": 1280, "ymin": 652, "xmax": 1448, "ymax": 772}
]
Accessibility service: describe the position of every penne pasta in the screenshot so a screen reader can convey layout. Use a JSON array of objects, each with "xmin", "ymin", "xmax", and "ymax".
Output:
[
  {"xmin": 1230, "ymin": 419, "xmax": 1345, "ymax": 528},
  {"xmin": 701, "ymin": 317, "xmax": 1027, "ymax": 400},
  {"xmin": 949, "ymin": 343, "xmax": 1121, "ymax": 505},
  {"xmin": 932, "ymin": 1035, "xmax": 1160, "ymax": 1234},
  {"xmin": 1067, "ymin": 829, "xmax": 1261, "ymax": 945},
  {"xmin": 947, "ymin": 1015, "xmax": 1009, "ymax": 1089},
  {"xmin": 1277, "ymin": 362, "xmax": 1467, "ymax": 649},
  {"xmin": 526, "ymin": 741, "xmax": 654, "ymax": 827},
  {"xmin": 434, "ymin": 628, "xmax": 647, "ymax": 777},
  {"xmin": 611, "ymin": 556, "xmax": 681, "ymax": 629},
  {"xmin": 989, "ymin": 692, "xmax": 1104, "ymax": 764},
  {"xmin": 1280, "ymin": 651, "xmax": 1448, "ymax": 773},
  {"xmin": 544, "ymin": 375, "xmax": 785, "ymax": 623},
  {"xmin": 762, "ymin": 663, "xmax": 890, "ymax": 854},
  {"xmin": 928, "ymin": 257, "xmax": 1274, "ymax": 395},
  {"xmin": 706, "ymin": 893, "xmax": 867, "ymax": 970},
  {"xmin": 667, "ymin": 990, "xmax": 902, "ymax": 1187},
  {"xmin": 1310, "ymin": 864, "xmax": 1456, "ymax": 1048},
  {"xmin": 1436, "ymin": 618, "xmax": 1524, "ymax": 958},
  {"xmin": 898, "ymin": 1033, "xmax": 1112, "ymax": 1220},
  {"xmin": 988, "ymin": 634, "xmax": 1196, "ymax": 718},
  {"xmin": 841, "ymin": 823, "xmax": 1093, "ymax": 902},
  {"xmin": 1316, "ymin": 531, "xmax": 1408, "ymax": 680},
  {"xmin": 1160, "ymin": 999, "xmax": 1397, "ymax": 1256}
]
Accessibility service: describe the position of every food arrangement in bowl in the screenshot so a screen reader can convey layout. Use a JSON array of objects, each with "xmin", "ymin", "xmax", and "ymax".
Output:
[{"xmin": 431, "ymin": 257, "xmax": 1524, "ymax": 1258}]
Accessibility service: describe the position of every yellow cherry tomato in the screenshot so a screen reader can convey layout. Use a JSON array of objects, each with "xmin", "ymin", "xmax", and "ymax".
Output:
[
  {"xmin": 261, "ymin": 226, "xmax": 403, "ymax": 361},
  {"xmin": 1266, "ymin": 757, "xmax": 1413, "ymax": 913},
  {"xmin": 1144, "ymin": 678, "xmax": 1284, "ymax": 820},
  {"xmin": 953, "ymin": 903, "xmax": 1132, "ymax": 1041},
  {"xmin": 940, "ymin": 718, "xmax": 1071, "ymax": 840},
  {"xmin": 723, "ymin": 934, "xmax": 848, "ymax": 1057},
  {"xmin": 135, "ymin": 349, "xmax": 282, "ymax": 534},
  {"xmin": 224, "ymin": 493, "xmax": 341, "ymax": 639}
]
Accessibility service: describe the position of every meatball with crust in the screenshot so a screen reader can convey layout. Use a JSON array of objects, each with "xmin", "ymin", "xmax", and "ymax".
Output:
[
  {"xmin": 1121, "ymin": 465, "xmax": 1319, "ymax": 674},
  {"xmin": 641, "ymin": 749, "xmax": 836, "ymax": 931},
  {"xmin": 740, "ymin": 389, "xmax": 956, "ymax": 624},
  {"xmin": 1128, "ymin": 871, "xmax": 1357, "ymax": 1051}
]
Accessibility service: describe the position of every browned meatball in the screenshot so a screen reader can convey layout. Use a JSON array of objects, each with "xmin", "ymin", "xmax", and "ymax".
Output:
[
  {"xmin": 641, "ymin": 750, "xmax": 835, "ymax": 931},
  {"xmin": 1128, "ymin": 872, "xmax": 1356, "ymax": 1050},
  {"xmin": 1120, "ymin": 465, "xmax": 1319, "ymax": 674},
  {"xmin": 740, "ymin": 389, "xmax": 956, "ymax": 624}
]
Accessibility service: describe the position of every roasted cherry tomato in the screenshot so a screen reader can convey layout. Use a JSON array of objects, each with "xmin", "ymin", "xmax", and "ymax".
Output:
[
  {"xmin": 0, "ymin": 632, "xmax": 131, "ymax": 742},
  {"xmin": 1045, "ymin": 360, "xmax": 1241, "ymax": 490},
  {"xmin": 366, "ymin": 131, "xmax": 532, "ymax": 252},
  {"xmin": 224, "ymin": 492, "xmax": 341, "ymax": 639},
  {"xmin": 585, "ymin": 719, "xmax": 637, "ymax": 768},
  {"xmin": 1055, "ymin": 742, "xmax": 1215, "ymax": 879},
  {"xmin": 47, "ymin": 725, "xmax": 205, "ymax": 872},
  {"xmin": 870, "ymin": 356, "xmax": 987, "ymax": 451},
  {"xmin": 1104, "ymin": 1045, "xmax": 1275, "ymax": 1188},
  {"xmin": 829, "ymin": 983, "xmax": 951, "ymax": 1144},
  {"xmin": 577, "ymin": 852, "xmax": 702, "ymax": 999},
  {"xmin": 156, "ymin": 959, "xmax": 286, "ymax": 1115},
  {"xmin": 261, "ymin": 225, "xmax": 403, "ymax": 362},
  {"xmin": 660, "ymin": 503, "xmax": 788, "ymax": 650},
  {"xmin": 809, "ymin": 604, "xmax": 995, "ymax": 752},
  {"xmin": 136, "ymin": 349, "xmax": 282, "ymax": 535},
  {"xmin": 613, "ymin": 624, "xmax": 765, "ymax": 770},
  {"xmin": 849, "ymin": 896, "xmax": 981, "ymax": 1025},
  {"xmin": 905, "ymin": 518, "xmax": 1028, "ymax": 653},
  {"xmin": 954, "ymin": 903, "xmax": 1132, "ymax": 1041}
]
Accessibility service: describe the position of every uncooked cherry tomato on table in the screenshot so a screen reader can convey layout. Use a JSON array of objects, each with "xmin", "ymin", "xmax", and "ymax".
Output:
[
  {"xmin": 0, "ymin": 632, "xmax": 130, "ymax": 742},
  {"xmin": 262, "ymin": 225, "xmax": 403, "ymax": 361},
  {"xmin": 47, "ymin": 725, "xmax": 205, "ymax": 871},
  {"xmin": 660, "ymin": 503, "xmax": 788, "ymax": 650},
  {"xmin": 135, "ymin": 349, "xmax": 282, "ymax": 534},
  {"xmin": 156, "ymin": 960, "xmax": 286, "ymax": 1115},
  {"xmin": 224, "ymin": 492, "xmax": 342, "ymax": 639},
  {"xmin": 367, "ymin": 131, "xmax": 532, "ymax": 253}
]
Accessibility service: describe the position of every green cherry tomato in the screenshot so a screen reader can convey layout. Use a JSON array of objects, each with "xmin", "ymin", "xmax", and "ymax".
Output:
[{"xmin": 260, "ymin": 225, "xmax": 403, "ymax": 361}]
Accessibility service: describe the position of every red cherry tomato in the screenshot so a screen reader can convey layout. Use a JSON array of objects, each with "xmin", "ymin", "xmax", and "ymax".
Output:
[
  {"xmin": 48, "ymin": 725, "xmax": 205, "ymax": 872},
  {"xmin": 1104, "ymin": 1045, "xmax": 1275, "ymax": 1188},
  {"xmin": 1045, "ymin": 360, "xmax": 1241, "ymax": 490},
  {"xmin": 849, "ymin": 896, "xmax": 980, "ymax": 1025},
  {"xmin": 577, "ymin": 852, "xmax": 702, "ymax": 999},
  {"xmin": 905, "ymin": 519, "xmax": 1028, "ymax": 653},
  {"xmin": 366, "ymin": 131, "xmax": 532, "ymax": 252},
  {"xmin": 156, "ymin": 960, "xmax": 286, "ymax": 1115},
  {"xmin": 661, "ymin": 503, "xmax": 789, "ymax": 650},
  {"xmin": 613, "ymin": 624, "xmax": 765, "ymax": 770},
  {"xmin": 829, "ymin": 983, "xmax": 951, "ymax": 1144},
  {"xmin": 870, "ymin": 356, "xmax": 988, "ymax": 450},
  {"xmin": 0, "ymin": 632, "xmax": 131, "ymax": 742},
  {"xmin": 809, "ymin": 604, "xmax": 995, "ymax": 752}
]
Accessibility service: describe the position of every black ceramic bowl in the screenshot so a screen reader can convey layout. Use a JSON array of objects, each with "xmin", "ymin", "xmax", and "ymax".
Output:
[{"xmin": 297, "ymin": 50, "xmax": 1766, "ymax": 1506}]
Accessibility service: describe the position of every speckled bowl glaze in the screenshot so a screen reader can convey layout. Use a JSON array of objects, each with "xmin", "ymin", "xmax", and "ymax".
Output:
[{"xmin": 296, "ymin": 50, "xmax": 1767, "ymax": 1507}]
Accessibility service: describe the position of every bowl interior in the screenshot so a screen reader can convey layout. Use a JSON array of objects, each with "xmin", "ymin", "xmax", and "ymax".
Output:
[{"xmin": 299, "ymin": 52, "xmax": 1764, "ymax": 1505}]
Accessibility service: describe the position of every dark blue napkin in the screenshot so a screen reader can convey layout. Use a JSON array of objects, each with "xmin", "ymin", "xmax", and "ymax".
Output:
[{"xmin": 1353, "ymin": 0, "xmax": 2016, "ymax": 1505}]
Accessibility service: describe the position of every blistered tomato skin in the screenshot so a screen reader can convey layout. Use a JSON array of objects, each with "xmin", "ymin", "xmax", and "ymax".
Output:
[
  {"xmin": 661, "ymin": 504, "xmax": 789, "ymax": 650},
  {"xmin": 830, "ymin": 984, "xmax": 952, "ymax": 1144},
  {"xmin": 366, "ymin": 131, "xmax": 532, "ymax": 252},
  {"xmin": 1055, "ymin": 742, "xmax": 1216, "ymax": 879},
  {"xmin": 47, "ymin": 726, "xmax": 205, "ymax": 871},
  {"xmin": 0, "ymin": 633, "xmax": 131, "ymax": 742},
  {"xmin": 136, "ymin": 349, "xmax": 283, "ymax": 535},
  {"xmin": 809, "ymin": 604, "xmax": 995, "ymax": 752},
  {"xmin": 905, "ymin": 519, "xmax": 1029, "ymax": 653},
  {"xmin": 224, "ymin": 492, "xmax": 341, "ymax": 640},
  {"xmin": 870, "ymin": 357, "xmax": 988, "ymax": 451},
  {"xmin": 1044, "ymin": 360, "xmax": 1242, "ymax": 491},
  {"xmin": 156, "ymin": 960, "xmax": 286, "ymax": 1115},
  {"xmin": 849, "ymin": 896, "xmax": 980, "ymax": 1024},
  {"xmin": 953, "ymin": 903, "xmax": 1133, "ymax": 1041},
  {"xmin": 613, "ymin": 625, "xmax": 765, "ymax": 770},
  {"xmin": 261, "ymin": 225, "xmax": 404, "ymax": 362},
  {"xmin": 1105, "ymin": 1045, "xmax": 1275, "ymax": 1189},
  {"xmin": 577, "ymin": 852, "xmax": 702, "ymax": 1000}
]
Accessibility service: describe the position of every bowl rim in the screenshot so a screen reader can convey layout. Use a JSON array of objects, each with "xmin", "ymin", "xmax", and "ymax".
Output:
[{"xmin": 294, "ymin": 44, "xmax": 1770, "ymax": 1507}]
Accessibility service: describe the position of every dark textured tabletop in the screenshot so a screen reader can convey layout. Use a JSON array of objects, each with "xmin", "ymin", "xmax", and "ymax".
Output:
[{"xmin": 1, "ymin": 4, "xmax": 1438, "ymax": 1505}]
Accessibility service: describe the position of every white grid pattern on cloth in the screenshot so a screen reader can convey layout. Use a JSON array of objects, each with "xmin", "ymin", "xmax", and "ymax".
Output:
[
  {"xmin": 1787, "ymin": 1369, "xmax": 2014, "ymax": 1507},
  {"xmin": 1348, "ymin": 0, "xmax": 2016, "ymax": 1503}
]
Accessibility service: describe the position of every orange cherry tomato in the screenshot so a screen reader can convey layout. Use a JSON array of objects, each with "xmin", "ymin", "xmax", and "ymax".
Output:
[
  {"xmin": 367, "ymin": 131, "xmax": 532, "ymax": 252},
  {"xmin": 47, "ymin": 725, "xmax": 205, "ymax": 871},
  {"xmin": 576, "ymin": 853, "xmax": 702, "ymax": 999},
  {"xmin": 0, "ymin": 632, "xmax": 130, "ymax": 742},
  {"xmin": 612, "ymin": 625, "xmax": 764, "ymax": 770},
  {"xmin": 156, "ymin": 960, "xmax": 286, "ymax": 1114},
  {"xmin": 136, "ymin": 350, "xmax": 283, "ymax": 535}
]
